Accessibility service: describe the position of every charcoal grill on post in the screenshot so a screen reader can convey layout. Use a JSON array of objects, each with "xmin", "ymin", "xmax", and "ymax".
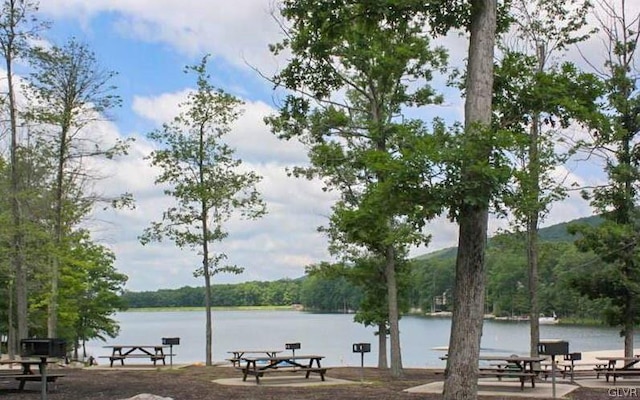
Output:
[
  {"xmin": 352, "ymin": 343, "xmax": 371, "ymax": 382},
  {"xmin": 563, "ymin": 352, "xmax": 581, "ymax": 383},
  {"xmin": 20, "ymin": 338, "xmax": 67, "ymax": 400},
  {"xmin": 162, "ymin": 337, "xmax": 180, "ymax": 368},
  {"xmin": 538, "ymin": 339, "xmax": 569, "ymax": 399},
  {"xmin": 285, "ymin": 342, "xmax": 300, "ymax": 359}
]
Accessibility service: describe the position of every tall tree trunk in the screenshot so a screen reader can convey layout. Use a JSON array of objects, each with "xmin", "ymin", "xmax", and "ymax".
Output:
[
  {"xmin": 443, "ymin": 1, "xmax": 496, "ymax": 399},
  {"xmin": 4, "ymin": 0, "xmax": 28, "ymax": 345},
  {"xmin": 201, "ymin": 118, "xmax": 213, "ymax": 365},
  {"xmin": 202, "ymin": 214, "xmax": 213, "ymax": 366},
  {"xmin": 7, "ymin": 281, "xmax": 16, "ymax": 358},
  {"xmin": 444, "ymin": 206, "xmax": 489, "ymax": 399},
  {"xmin": 385, "ymin": 245, "xmax": 403, "ymax": 377},
  {"xmin": 624, "ymin": 291, "xmax": 634, "ymax": 358},
  {"xmin": 377, "ymin": 323, "xmax": 388, "ymax": 369},
  {"xmin": 204, "ymin": 268, "xmax": 213, "ymax": 366},
  {"xmin": 48, "ymin": 126, "xmax": 68, "ymax": 338},
  {"xmin": 527, "ymin": 220, "xmax": 540, "ymax": 359},
  {"xmin": 528, "ymin": 43, "xmax": 544, "ymax": 361}
]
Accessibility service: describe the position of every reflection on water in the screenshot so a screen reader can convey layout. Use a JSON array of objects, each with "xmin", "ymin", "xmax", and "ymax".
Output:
[{"xmin": 85, "ymin": 311, "xmax": 638, "ymax": 367}]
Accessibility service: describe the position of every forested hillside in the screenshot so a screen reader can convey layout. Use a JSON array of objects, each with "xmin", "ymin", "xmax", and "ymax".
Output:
[{"xmin": 124, "ymin": 215, "xmax": 609, "ymax": 322}]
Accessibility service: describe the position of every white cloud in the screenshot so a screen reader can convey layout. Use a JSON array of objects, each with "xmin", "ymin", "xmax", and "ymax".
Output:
[
  {"xmin": 40, "ymin": 0, "xmax": 283, "ymax": 72},
  {"xmin": 132, "ymin": 89, "xmax": 310, "ymax": 165}
]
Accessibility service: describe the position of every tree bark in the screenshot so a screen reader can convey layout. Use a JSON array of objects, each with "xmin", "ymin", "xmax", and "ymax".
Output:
[
  {"xmin": 528, "ymin": 43, "xmax": 544, "ymax": 361},
  {"xmin": 202, "ymin": 215, "xmax": 213, "ymax": 366},
  {"xmin": 49, "ymin": 121, "xmax": 70, "ymax": 338},
  {"xmin": 377, "ymin": 323, "xmax": 388, "ymax": 369},
  {"xmin": 443, "ymin": 1, "xmax": 496, "ymax": 399},
  {"xmin": 3, "ymin": 0, "xmax": 28, "ymax": 346},
  {"xmin": 624, "ymin": 291, "xmax": 634, "ymax": 358},
  {"xmin": 385, "ymin": 245, "xmax": 403, "ymax": 377}
]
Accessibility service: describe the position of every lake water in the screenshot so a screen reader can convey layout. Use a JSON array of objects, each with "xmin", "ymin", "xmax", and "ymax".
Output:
[{"xmin": 85, "ymin": 310, "xmax": 636, "ymax": 367}]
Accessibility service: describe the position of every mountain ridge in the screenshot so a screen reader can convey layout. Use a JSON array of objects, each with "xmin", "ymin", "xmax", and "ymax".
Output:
[{"xmin": 412, "ymin": 214, "xmax": 603, "ymax": 261}]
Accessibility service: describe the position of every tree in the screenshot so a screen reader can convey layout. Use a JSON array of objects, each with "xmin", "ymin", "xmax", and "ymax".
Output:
[
  {"xmin": 426, "ymin": 1, "xmax": 499, "ymax": 398},
  {"xmin": 25, "ymin": 230, "xmax": 127, "ymax": 359},
  {"xmin": 268, "ymin": 0, "xmax": 447, "ymax": 377},
  {"xmin": 570, "ymin": 0, "xmax": 640, "ymax": 358},
  {"xmin": 496, "ymin": 0, "xmax": 601, "ymax": 361},
  {"xmin": 25, "ymin": 37, "xmax": 129, "ymax": 337},
  {"xmin": 140, "ymin": 56, "xmax": 266, "ymax": 366},
  {"xmin": 68, "ymin": 234, "xmax": 127, "ymax": 360},
  {"xmin": 0, "ymin": 0, "xmax": 50, "ymax": 356}
]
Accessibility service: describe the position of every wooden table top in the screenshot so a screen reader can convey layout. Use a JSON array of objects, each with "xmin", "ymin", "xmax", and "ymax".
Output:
[
  {"xmin": 103, "ymin": 345, "xmax": 167, "ymax": 349},
  {"xmin": 479, "ymin": 355, "xmax": 547, "ymax": 362},
  {"xmin": 440, "ymin": 355, "xmax": 546, "ymax": 362},
  {"xmin": 242, "ymin": 354, "xmax": 324, "ymax": 362},
  {"xmin": 595, "ymin": 356, "xmax": 640, "ymax": 361},
  {"xmin": 228, "ymin": 350, "xmax": 281, "ymax": 354}
]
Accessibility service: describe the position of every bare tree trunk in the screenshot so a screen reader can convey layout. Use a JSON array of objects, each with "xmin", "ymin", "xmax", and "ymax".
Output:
[
  {"xmin": 201, "ymin": 120, "xmax": 213, "ymax": 366},
  {"xmin": 3, "ymin": 0, "xmax": 28, "ymax": 345},
  {"xmin": 202, "ymin": 220, "xmax": 213, "ymax": 367},
  {"xmin": 528, "ymin": 44, "xmax": 544, "ymax": 361},
  {"xmin": 624, "ymin": 292, "xmax": 634, "ymax": 358},
  {"xmin": 385, "ymin": 245, "xmax": 403, "ymax": 377},
  {"xmin": 7, "ymin": 281, "xmax": 16, "ymax": 358},
  {"xmin": 527, "ymin": 222, "xmax": 540, "ymax": 359},
  {"xmin": 204, "ymin": 270, "xmax": 213, "ymax": 366},
  {"xmin": 377, "ymin": 323, "xmax": 388, "ymax": 369},
  {"xmin": 444, "ymin": 206, "xmax": 489, "ymax": 399},
  {"xmin": 49, "ymin": 131, "xmax": 68, "ymax": 338},
  {"xmin": 443, "ymin": 1, "xmax": 497, "ymax": 399}
]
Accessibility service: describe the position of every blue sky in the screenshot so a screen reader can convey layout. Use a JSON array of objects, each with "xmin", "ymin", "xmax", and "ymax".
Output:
[{"xmin": 28, "ymin": 1, "xmax": 635, "ymax": 292}]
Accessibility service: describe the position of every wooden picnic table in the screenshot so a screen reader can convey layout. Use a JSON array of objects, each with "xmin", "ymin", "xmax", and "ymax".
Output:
[
  {"xmin": 0, "ymin": 358, "xmax": 64, "ymax": 391},
  {"xmin": 440, "ymin": 355, "xmax": 545, "ymax": 390},
  {"xmin": 595, "ymin": 356, "xmax": 640, "ymax": 383},
  {"xmin": 102, "ymin": 345, "xmax": 169, "ymax": 367},
  {"xmin": 226, "ymin": 350, "xmax": 281, "ymax": 367},
  {"xmin": 239, "ymin": 354, "xmax": 327, "ymax": 384}
]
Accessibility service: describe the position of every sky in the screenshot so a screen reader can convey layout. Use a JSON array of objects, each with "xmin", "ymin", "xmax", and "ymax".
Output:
[{"xmin": 23, "ymin": 1, "xmax": 638, "ymax": 292}]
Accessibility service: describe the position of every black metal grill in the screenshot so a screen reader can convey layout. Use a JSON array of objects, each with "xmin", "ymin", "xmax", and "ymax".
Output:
[{"xmin": 20, "ymin": 338, "xmax": 66, "ymax": 358}]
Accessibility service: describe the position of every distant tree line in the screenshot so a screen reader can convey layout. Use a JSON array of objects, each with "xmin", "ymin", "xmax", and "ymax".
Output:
[
  {"xmin": 122, "ymin": 279, "xmax": 303, "ymax": 308},
  {"xmin": 121, "ymin": 276, "xmax": 364, "ymax": 311}
]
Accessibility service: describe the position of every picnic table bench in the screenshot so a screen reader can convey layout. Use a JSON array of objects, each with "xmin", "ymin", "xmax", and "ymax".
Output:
[
  {"xmin": 101, "ymin": 345, "xmax": 170, "ymax": 367},
  {"xmin": 0, "ymin": 359, "xmax": 64, "ymax": 391},
  {"xmin": 595, "ymin": 356, "xmax": 640, "ymax": 383},
  {"xmin": 0, "ymin": 372, "xmax": 65, "ymax": 390},
  {"xmin": 558, "ymin": 361, "xmax": 606, "ymax": 380},
  {"xmin": 239, "ymin": 354, "xmax": 328, "ymax": 384}
]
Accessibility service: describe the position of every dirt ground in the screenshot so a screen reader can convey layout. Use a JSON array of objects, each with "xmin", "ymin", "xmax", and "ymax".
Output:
[{"xmin": 0, "ymin": 365, "xmax": 611, "ymax": 399}]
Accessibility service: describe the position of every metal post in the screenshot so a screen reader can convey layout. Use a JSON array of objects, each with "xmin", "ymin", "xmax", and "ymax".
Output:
[
  {"xmin": 551, "ymin": 355, "xmax": 556, "ymax": 399},
  {"xmin": 40, "ymin": 356, "xmax": 47, "ymax": 400},
  {"xmin": 169, "ymin": 344, "xmax": 173, "ymax": 368},
  {"xmin": 360, "ymin": 351, "xmax": 365, "ymax": 382}
]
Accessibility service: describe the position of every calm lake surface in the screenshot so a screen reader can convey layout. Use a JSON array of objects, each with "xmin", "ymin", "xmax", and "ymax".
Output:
[{"xmin": 86, "ymin": 310, "xmax": 637, "ymax": 367}]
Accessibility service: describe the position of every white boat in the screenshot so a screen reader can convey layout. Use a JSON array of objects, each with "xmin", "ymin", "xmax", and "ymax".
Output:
[{"xmin": 539, "ymin": 312, "xmax": 559, "ymax": 325}]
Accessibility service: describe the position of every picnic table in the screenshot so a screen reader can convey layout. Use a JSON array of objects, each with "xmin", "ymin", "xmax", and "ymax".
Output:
[
  {"xmin": 595, "ymin": 356, "xmax": 640, "ymax": 383},
  {"xmin": 478, "ymin": 355, "xmax": 545, "ymax": 390},
  {"xmin": 102, "ymin": 345, "xmax": 169, "ymax": 367},
  {"xmin": 440, "ymin": 355, "xmax": 545, "ymax": 390},
  {"xmin": 239, "ymin": 354, "xmax": 328, "ymax": 384},
  {"xmin": 0, "ymin": 358, "xmax": 64, "ymax": 391},
  {"xmin": 226, "ymin": 350, "xmax": 281, "ymax": 367}
]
